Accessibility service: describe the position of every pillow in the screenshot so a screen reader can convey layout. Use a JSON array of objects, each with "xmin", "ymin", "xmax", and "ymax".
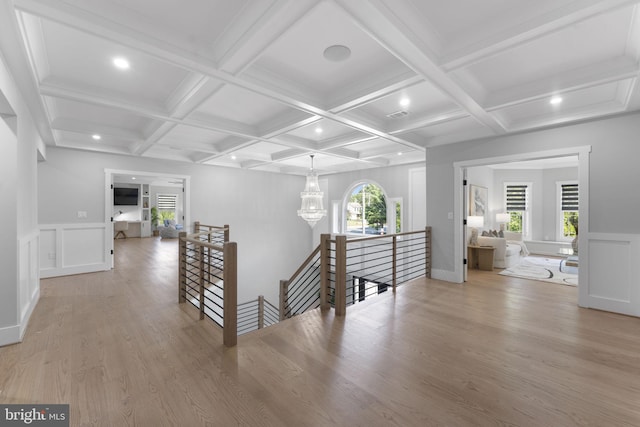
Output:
[
  {"xmin": 167, "ymin": 219, "xmax": 176, "ymax": 228},
  {"xmin": 481, "ymin": 230, "xmax": 490, "ymax": 236},
  {"xmin": 491, "ymin": 230, "xmax": 498, "ymax": 237},
  {"xmin": 498, "ymin": 230, "xmax": 504, "ymax": 238}
]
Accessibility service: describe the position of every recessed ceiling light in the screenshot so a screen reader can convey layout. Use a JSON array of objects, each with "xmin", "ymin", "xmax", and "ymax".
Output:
[
  {"xmin": 400, "ymin": 97, "xmax": 410, "ymax": 107},
  {"xmin": 323, "ymin": 45, "xmax": 351, "ymax": 62},
  {"xmin": 315, "ymin": 126, "xmax": 323, "ymax": 134},
  {"xmin": 131, "ymin": 177, "xmax": 136, "ymax": 180},
  {"xmin": 397, "ymin": 152, "xmax": 403, "ymax": 156},
  {"xmin": 231, "ymin": 155, "xmax": 237, "ymax": 160},
  {"xmin": 113, "ymin": 57, "xmax": 130, "ymax": 70},
  {"xmin": 550, "ymin": 96, "xmax": 563, "ymax": 105},
  {"xmin": 92, "ymin": 134, "xmax": 101, "ymax": 140}
]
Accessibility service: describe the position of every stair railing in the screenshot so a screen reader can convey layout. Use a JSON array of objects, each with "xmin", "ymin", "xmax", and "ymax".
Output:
[
  {"xmin": 279, "ymin": 245, "xmax": 322, "ymax": 320},
  {"xmin": 237, "ymin": 295, "xmax": 280, "ymax": 335},
  {"xmin": 178, "ymin": 224, "xmax": 237, "ymax": 347},
  {"xmin": 280, "ymin": 227, "xmax": 431, "ymax": 319}
]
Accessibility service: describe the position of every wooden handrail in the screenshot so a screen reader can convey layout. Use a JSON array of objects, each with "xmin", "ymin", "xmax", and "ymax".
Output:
[
  {"xmin": 327, "ymin": 228, "xmax": 429, "ymax": 244},
  {"xmin": 286, "ymin": 245, "xmax": 320, "ymax": 285},
  {"xmin": 181, "ymin": 236, "xmax": 224, "ymax": 252}
]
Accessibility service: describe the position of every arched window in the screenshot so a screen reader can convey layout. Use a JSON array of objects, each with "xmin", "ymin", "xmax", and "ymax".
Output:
[{"xmin": 343, "ymin": 182, "xmax": 401, "ymax": 235}]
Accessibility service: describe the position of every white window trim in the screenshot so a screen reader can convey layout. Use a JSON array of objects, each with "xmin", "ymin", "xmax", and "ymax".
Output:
[{"xmin": 340, "ymin": 181, "xmax": 401, "ymax": 236}]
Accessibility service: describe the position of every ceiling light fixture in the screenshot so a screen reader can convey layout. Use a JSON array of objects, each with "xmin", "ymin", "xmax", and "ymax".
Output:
[
  {"xmin": 113, "ymin": 57, "xmax": 130, "ymax": 70},
  {"xmin": 92, "ymin": 134, "xmax": 101, "ymax": 140},
  {"xmin": 550, "ymin": 96, "xmax": 563, "ymax": 105},
  {"xmin": 315, "ymin": 126, "xmax": 323, "ymax": 134},
  {"xmin": 231, "ymin": 155, "xmax": 237, "ymax": 160},
  {"xmin": 323, "ymin": 45, "xmax": 351, "ymax": 62},
  {"xmin": 297, "ymin": 154, "xmax": 326, "ymax": 228},
  {"xmin": 131, "ymin": 177, "xmax": 136, "ymax": 180},
  {"xmin": 400, "ymin": 97, "xmax": 410, "ymax": 107}
]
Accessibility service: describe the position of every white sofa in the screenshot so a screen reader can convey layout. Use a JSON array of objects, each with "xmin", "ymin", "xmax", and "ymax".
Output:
[{"xmin": 476, "ymin": 231, "xmax": 529, "ymax": 269}]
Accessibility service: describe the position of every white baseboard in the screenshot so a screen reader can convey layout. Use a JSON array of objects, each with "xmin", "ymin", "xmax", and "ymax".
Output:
[
  {"xmin": 431, "ymin": 269, "xmax": 462, "ymax": 283},
  {"xmin": 0, "ymin": 286, "xmax": 40, "ymax": 347},
  {"xmin": 0, "ymin": 324, "xmax": 21, "ymax": 347},
  {"xmin": 41, "ymin": 262, "xmax": 108, "ymax": 278}
]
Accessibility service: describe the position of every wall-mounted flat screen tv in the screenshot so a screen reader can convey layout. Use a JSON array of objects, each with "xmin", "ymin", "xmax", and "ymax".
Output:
[{"xmin": 114, "ymin": 187, "xmax": 139, "ymax": 205}]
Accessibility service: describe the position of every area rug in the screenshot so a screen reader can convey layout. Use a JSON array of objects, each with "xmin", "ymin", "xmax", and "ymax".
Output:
[{"xmin": 499, "ymin": 256, "xmax": 578, "ymax": 286}]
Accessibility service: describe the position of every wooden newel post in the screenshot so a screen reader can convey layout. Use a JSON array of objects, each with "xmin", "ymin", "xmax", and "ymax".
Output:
[
  {"xmin": 258, "ymin": 295, "xmax": 264, "ymax": 329},
  {"xmin": 223, "ymin": 242, "xmax": 237, "ymax": 347},
  {"xmin": 224, "ymin": 224, "xmax": 230, "ymax": 243},
  {"xmin": 320, "ymin": 233, "xmax": 330, "ymax": 310},
  {"xmin": 178, "ymin": 231, "xmax": 187, "ymax": 303},
  {"xmin": 194, "ymin": 221, "xmax": 200, "ymax": 233},
  {"xmin": 335, "ymin": 235, "xmax": 347, "ymax": 316},
  {"xmin": 279, "ymin": 280, "xmax": 288, "ymax": 321}
]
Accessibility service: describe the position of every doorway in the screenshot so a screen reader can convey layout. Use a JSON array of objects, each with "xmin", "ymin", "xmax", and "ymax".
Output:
[
  {"xmin": 104, "ymin": 169, "xmax": 191, "ymax": 269},
  {"xmin": 453, "ymin": 146, "xmax": 591, "ymax": 307}
]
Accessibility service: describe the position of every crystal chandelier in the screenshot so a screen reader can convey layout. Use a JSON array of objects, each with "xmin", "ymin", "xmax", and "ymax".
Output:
[{"xmin": 298, "ymin": 155, "xmax": 326, "ymax": 228}]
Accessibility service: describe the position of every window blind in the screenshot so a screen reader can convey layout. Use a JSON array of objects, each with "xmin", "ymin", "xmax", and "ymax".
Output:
[
  {"xmin": 157, "ymin": 194, "xmax": 177, "ymax": 210},
  {"xmin": 561, "ymin": 183, "xmax": 579, "ymax": 211},
  {"xmin": 506, "ymin": 185, "xmax": 528, "ymax": 211}
]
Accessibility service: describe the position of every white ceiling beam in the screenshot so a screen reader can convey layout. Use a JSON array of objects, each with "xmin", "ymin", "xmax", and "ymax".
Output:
[
  {"xmin": 441, "ymin": 0, "xmax": 640, "ymax": 72},
  {"xmin": 40, "ymin": 81, "xmax": 170, "ymax": 120},
  {"xmin": 164, "ymin": 72, "xmax": 211, "ymax": 117},
  {"xmin": 214, "ymin": 0, "xmax": 318, "ymax": 73},
  {"xmin": 485, "ymin": 57, "xmax": 639, "ymax": 110},
  {"xmin": 0, "ymin": 0, "xmax": 54, "ymax": 144},
  {"xmin": 212, "ymin": 136, "xmax": 258, "ymax": 154},
  {"xmin": 317, "ymin": 132, "xmax": 378, "ymax": 150},
  {"xmin": 258, "ymin": 111, "xmax": 318, "ymax": 139},
  {"xmin": 505, "ymin": 100, "xmax": 627, "ymax": 132},
  {"xmin": 335, "ymin": 0, "xmax": 506, "ymax": 135},
  {"xmin": 133, "ymin": 122, "xmax": 177, "ymax": 155},
  {"xmin": 270, "ymin": 148, "xmax": 310, "ymax": 162},
  {"xmin": 328, "ymin": 74, "xmax": 424, "ymax": 114},
  {"xmin": 50, "ymin": 117, "xmax": 143, "ymax": 142},
  {"xmin": 387, "ymin": 110, "xmax": 469, "ymax": 135}
]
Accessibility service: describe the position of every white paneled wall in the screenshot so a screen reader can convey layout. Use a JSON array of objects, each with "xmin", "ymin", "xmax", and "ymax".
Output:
[
  {"xmin": 580, "ymin": 233, "xmax": 640, "ymax": 317},
  {"xmin": 18, "ymin": 231, "xmax": 39, "ymax": 335},
  {"xmin": 40, "ymin": 223, "xmax": 108, "ymax": 278}
]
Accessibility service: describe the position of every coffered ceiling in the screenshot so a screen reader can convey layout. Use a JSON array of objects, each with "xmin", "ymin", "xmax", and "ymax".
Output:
[{"xmin": 4, "ymin": 0, "xmax": 640, "ymax": 175}]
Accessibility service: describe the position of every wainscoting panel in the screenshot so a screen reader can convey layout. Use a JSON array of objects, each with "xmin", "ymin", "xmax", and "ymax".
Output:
[
  {"xmin": 40, "ymin": 223, "xmax": 109, "ymax": 278},
  {"xmin": 582, "ymin": 233, "xmax": 640, "ymax": 317}
]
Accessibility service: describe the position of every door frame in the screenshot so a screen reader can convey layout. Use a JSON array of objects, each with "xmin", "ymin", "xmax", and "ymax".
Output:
[
  {"xmin": 453, "ymin": 146, "xmax": 591, "ymax": 307},
  {"xmin": 104, "ymin": 168, "xmax": 191, "ymax": 269}
]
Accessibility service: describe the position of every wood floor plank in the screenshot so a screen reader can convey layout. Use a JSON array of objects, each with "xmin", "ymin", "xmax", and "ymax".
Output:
[{"xmin": 1, "ymin": 237, "xmax": 640, "ymax": 426}]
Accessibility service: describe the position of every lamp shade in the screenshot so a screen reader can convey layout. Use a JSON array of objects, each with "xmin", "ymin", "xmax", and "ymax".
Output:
[
  {"xmin": 467, "ymin": 215, "xmax": 484, "ymax": 228},
  {"xmin": 496, "ymin": 213, "xmax": 510, "ymax": 224}
]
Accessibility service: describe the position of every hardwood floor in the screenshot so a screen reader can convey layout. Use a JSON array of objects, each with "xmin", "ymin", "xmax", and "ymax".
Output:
[{"xmin": 1, "ymin": 237, "xmax": 639, "ymax": 426}]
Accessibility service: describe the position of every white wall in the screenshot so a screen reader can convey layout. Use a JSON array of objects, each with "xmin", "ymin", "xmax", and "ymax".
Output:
[
  {"xmin": 38, "ymin": 147, "xmax": 312, "ymax": 304},
  {"xmin": 0, "ymin": 53, "xmax": 41, "ymax": 346}
]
